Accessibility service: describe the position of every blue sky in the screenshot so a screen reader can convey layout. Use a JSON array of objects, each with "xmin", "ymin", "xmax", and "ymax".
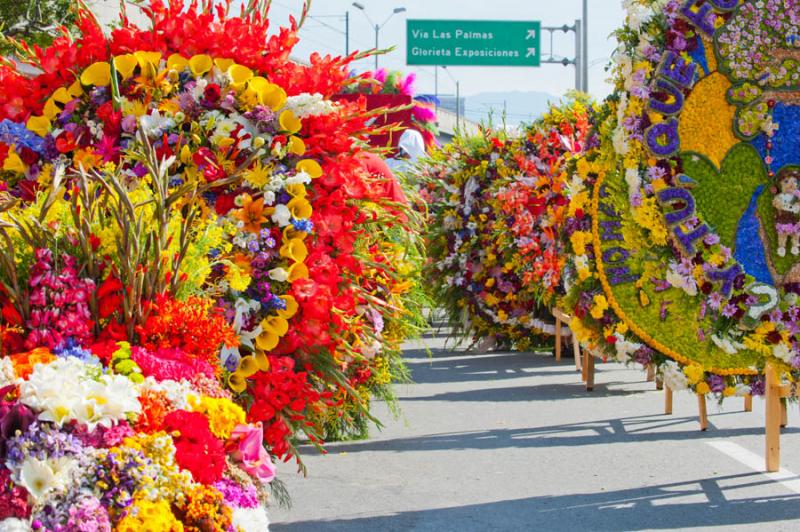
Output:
[{"xmin": 264, "ymin": 0, "xmax": 625, "ymax": 100}]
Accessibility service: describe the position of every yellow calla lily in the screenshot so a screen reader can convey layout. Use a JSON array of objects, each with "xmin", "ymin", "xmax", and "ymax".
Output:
[
  {"xmin": 228, "ymin": 372, "xmax": 247, "ymax": 393},
  {"xmin": 80, "ymin": 61, "xmax": 111, "ymax": 86},
  {"xmin": 282, "ymin": 225, "xmax": 308, "ymax": 241},
  {"xmin": 286, "ymin": 196, "xmax": 313, "ymax": 219},
  {"xmin": 188, "ymin": 54, "xmax": 213, "ymax": 76},
  {"xmin": 279, "ymin": 238, "xmax": 309, "ymax": 263},
  {"xmin": 287, "ymin": 135, "xmax": 306, "ymax": 156},
  {"xmin": 262, "ymin": 316, "xmax": 289, "ymax": 337},
  {"xmin": 227, "ymin": 64, "xmax": 253, "ymax": 88},
  {"xmin": 296, "ymin": 159, "xmax": 323, "ymax": 179},
  {"xmin": 254, "ymin": 351, "xmax": 271, "ymax": 372},
  {"xmin": 67, "ymin": 80, "xmax": 83, "ymax": 97},
  {"xmin": 167, "ymin": 53, "xmax": 189, "ymax": 71},
  {"xmin": 277, "ymin": 295, "xmax": 299, "ymax": 320},
  {"xmin": 180, "ymin": 145, "xmax": 193, "ymax": 165},
  {"xmin": 52, "ymin": 87, "xmax": 72, "ymax": 104},
  {"xmin": 2, "ymin": 149, "xmax": 26, "ymax": 173},
  {"xmin": 26, "ymin": 116, "xmax": 50, "ymax": 137},
  {"xmin": 279, "ymin": 110, "xmax": 302, "ymax": 134},
  {"xmin": 134, "ymin": 51, "xmax": 162, "ymax": 70},
  {"xmin": 214, "ymin": 58, "xmax": 235, "ymax": 72},
  {"xmin": 42, "ymin": 98, "xmax": 61, "ymax": 120},
  {"xmin": 113, "ymin": 54, "xmax": 139, "ymax": 79},
  {"xmin": 255, "ymin": 331, "xmax": 280, "ymax": 352},
  {"xmin": 288, "ymin": 261, "xmax": 310, "ymax": 281},
  {"xmin": 261, "ymin": 84, "xmax": 287, "ymax": 111},
  {"xmin": 237, "ymin": 355, "xmax": 260, "ymax": 378},
  {"xmin": 285, "ymin": 183, "xmax": 306, "ymax": 198}
]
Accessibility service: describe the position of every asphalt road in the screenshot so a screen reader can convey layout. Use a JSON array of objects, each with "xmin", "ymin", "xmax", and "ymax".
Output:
[{"xmin": 270, "ymin": 329, "xmax": 800, "ymax": 531}]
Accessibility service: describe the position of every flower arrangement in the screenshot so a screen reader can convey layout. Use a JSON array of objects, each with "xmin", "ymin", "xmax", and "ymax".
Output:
[
  {"xmin": 0, "ymin": 0, "xmax": 426, "ymax": 527},
  {"xmin": 421, "ymin": 98, "xmax": 591, "ymax": 349},
  {"xmin": 556, "ymin": 0, "xmax": 800, "ymax": 400}
]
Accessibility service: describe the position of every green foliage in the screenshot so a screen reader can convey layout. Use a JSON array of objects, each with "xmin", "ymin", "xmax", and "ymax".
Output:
[
  {"xmin": 681, "ymin": 143, "xmax": 768, "ymax": 248},
  {"xmin": 0, "ymin": 0, "xmax": 76, "ymax": 54}
]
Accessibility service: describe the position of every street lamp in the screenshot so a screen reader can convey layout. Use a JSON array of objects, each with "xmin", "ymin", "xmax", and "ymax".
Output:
[{"xmin": 352, "ymin": 3, "xmax": 406, "ymax": 70}]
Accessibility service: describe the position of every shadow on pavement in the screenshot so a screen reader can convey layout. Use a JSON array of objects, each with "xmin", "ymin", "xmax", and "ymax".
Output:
[
  {"xmin": 310, "ymin": 414, "xmax": 797, "ymax": 454},
  {"xmin": 272, "ymin": 473, "xmax": 800, "ymax": 531}
]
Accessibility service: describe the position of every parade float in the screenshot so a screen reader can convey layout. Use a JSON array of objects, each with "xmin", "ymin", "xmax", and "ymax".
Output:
[
  {"xmin": 567, "ymin": 0, "xmax": 800, "ymax": 400},
  {"xmin": 422, "ymin": 99, "xmax": 591, "ymax": 350},
  {"xmin": 0, "ymin": 0, "xmax": 425, "ymax": 528}
]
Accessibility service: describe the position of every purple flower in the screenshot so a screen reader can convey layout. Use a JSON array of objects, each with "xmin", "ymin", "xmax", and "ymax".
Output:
[{"xmin": 707, "ymin": 374, "xmax": 726, "ymax": 394}]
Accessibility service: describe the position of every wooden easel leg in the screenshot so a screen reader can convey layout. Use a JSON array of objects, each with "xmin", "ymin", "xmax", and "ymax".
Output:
[
  {"xmin": 572, "ymin": 336, "xmax": 582, "ymax": 373},
  {"xmin": 554, "ymin": 315, "xmax": 562, "ymax": 362},
  {"xmin": 766, "ymin": 363, "xmax": 781, "ymax": 472},
  {"xmin": 744, "ymin": 395, "xmax": 752, "ymax": 412},
  {"xmin": 698, "ymin": 393, "xmax": 708, "ymax": 431},
  {"xmin": 646, "ymin": 364, "xmax": 655, "ymax": 382},
  {"xmin": 581, "ymin": 348, "xmax": 588, "ymax": 382},
  {"xmin": 781, "ymin": 398, "xmax": 788, "ymax": 428},
  {"xmin": 664, "ymin": 386, "xmax": 673, "ymax": 415},
  {"xmin": 586, "ymin": 352, "xmax": 595, "ymax": 391}
]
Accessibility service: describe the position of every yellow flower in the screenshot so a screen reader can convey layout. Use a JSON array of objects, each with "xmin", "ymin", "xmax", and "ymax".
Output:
[
  {"xmin": 26, "ymin": 116, "xmax": 50, "ymax": 137},
  {"xmin": 695, "ymin": 382, "xmax": 711, "ymax": 395},
  {"xmin": 279, "ymin": 238, "xmax": 309, "ymax": 263},
  {"xmin": 277, "ymin": 295, "xmax": 299, "ymax": 319},
  {"xmin": 279, "ymin": 110, "xmax": 302, "ymax": 134},
  {"xmin": 227, "ymin": 63, "xmax": 253, "ymax": 88},
  {"xmin": 256, "ymin": 316, "xmax": 290, "ymax": 352},
  {"xmin": 116, "ymin": 498, "xmax": 181, "ymax": 532},
  {"xmin": 296, "ymin": 159, "xmax": 323, "ymax": 179},
  {"xmin": 288, "ymin": 135, "xmax": 306, "ymax": 155},
  {"xmin": 80, "ymin": 61, "xmax": 111, "ymax": 86},
  {"xmin": 228, "ymin": 371, "xmax": 247, "ymax": 393},
  {"xmin": 190, "ymin": 396, "xmax": 246, "ymax": 439},
  {"xmin": 590, "ymin": 294, "xmax": 608, "ymax": 320},
  {"xmin": 2, "ymin": 148, "xmax": 26, "ymax": 173},
  {"xmin": 189, "ymin": 54, "xmax": 213, "ymax": 76},
  {"xmin": 215, "ymin": 58, "xmax": 235, "ymax": 71},
  {"xmin": 167, "ymin": 53, "xmax": 188, "ymax": 71},
  {"xmin": 723, "ymin": 386, "xmax": 736, "ymax": 397},
  {"xmin": 243, "ymin": 160, "xmax": 273, "ymax": 188},
  {"xmin": 288, "ymin": 261, "xmax": 309, "ymax": 281},
  {"xmin": 683, "ymin": 364, "xmax": 705, "ymax": 385},
  {"xmin": 287, "ymin": 196, "xmax": 312, "ymax": 219}
]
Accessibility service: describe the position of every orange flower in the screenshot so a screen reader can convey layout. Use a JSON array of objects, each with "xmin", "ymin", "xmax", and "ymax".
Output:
[
  {"xmin": 9, "ymin": 347, "xmax": 56, "ymax": 379},
  {"xmin": 232, "ymin": 194, "xmax": 267, "ymax": 233}
]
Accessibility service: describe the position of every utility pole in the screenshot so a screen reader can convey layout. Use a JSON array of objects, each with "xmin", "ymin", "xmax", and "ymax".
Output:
[
  {"xmin": 574, "ymin": 19, "xmax": 582, "ymax": 91},
  {"xmin": 434, "ymin": 66, "xmax": 438, "ymax": 101},
  {"xmin": 345, "ymin": 11, "xmax": 350, "ymax": 55},
  {"xmin": 582, "ymin": 0, "xmax": 589, "ymax": 92},
  {"xmin": 456, "ymin": 80, "xmax": 461, "ymax": 132}
]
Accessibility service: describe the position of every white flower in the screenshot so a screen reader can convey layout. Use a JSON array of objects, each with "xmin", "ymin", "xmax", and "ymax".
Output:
[
  {"xmin": 262, "ymin": 190, "xmax": 276, "ymax": 205},
  {"xmin": 18, "ymin": 456, "xmax": 75, "ymax": 501},
  {"xmin": 232, "ymin": 505, "xmax": 270, "ymax": 532},
  {"xmin": 661, "ymin": 361, "xmax": 689, "ymax": 391},
  {"xmin": 271, "ymin": 204, "xmax": 292, "ymax": 227},
  {"xmin": 192, "ymin": 78, "xmax": 208, "ymax": 100},
  {"xmin": 285, "ymin": 171, "xmax": 311, "ymax": 185},
  {"xmin": 0, "ymin": 518, "xmax": 31, "ymax": 532},
  {"xmin": 20, "ymin": 358, "xmax": 140, "ymax": 431},
  {"xmin": 0, "ymin": 357, "xmax": 18, "ymax": 388},
  {"xmin": 773, "ymin": 342, "xmax": 793, "ymax": 364},
  {"xmin": 613, "ymin": 333, "xmax": 641, "ymax": 363},
  {"xmin": 268, "ymin": 267, "xmax": 289, "ymax": 282},
  {"xmin": 283, "ymin": 93, "xmax": 336, "ymax": 118},
  {"xmin": 711, "ymin": 334, "xmax": 742, "ymax": 355},
  {"xmin": 734, "ymin": 383, "xmax": 751, "ymax": 397},
  {"xmin": 141, "ymin": 378, "xmax": 193, "ymax": 410},
  {"xmin": 139, "ymin": 111, "xmax": 175, "ymax": 138},
  {"xmin": 625, "ymin": 168, "xmax": 641, "ymax": 199}
]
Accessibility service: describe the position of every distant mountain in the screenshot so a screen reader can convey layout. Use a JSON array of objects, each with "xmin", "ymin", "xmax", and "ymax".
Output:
[{"xmin": 463, "ymin": 91, "xmax": 561, "ymax": 126}]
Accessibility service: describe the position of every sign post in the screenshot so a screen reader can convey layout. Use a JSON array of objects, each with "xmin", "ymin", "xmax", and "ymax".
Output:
[{"xmin": 406, "ymin": 20, "xmax": 541, "ymax": 67}]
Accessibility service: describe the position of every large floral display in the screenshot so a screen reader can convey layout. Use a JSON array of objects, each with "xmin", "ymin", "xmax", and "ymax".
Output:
[
  {"xmin": 563, "ymin": 0, "xmax": 800, "ymax": 397},
  {"xmin": 423, "ymin": 100, "xmax": 591, "ymax": 349},
  {"xmin": 0, "ymin": 1, "xmax": 425, "ymax": 528}
]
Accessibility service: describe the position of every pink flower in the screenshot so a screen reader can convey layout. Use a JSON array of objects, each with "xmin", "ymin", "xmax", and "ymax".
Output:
[{"xmin": 228, "ymin": 423, "xmax": 276, "ymax": 483}]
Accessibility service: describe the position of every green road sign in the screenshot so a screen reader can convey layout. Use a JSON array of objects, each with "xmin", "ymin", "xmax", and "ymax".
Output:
[{"xmin": 406, "ymin": 20, "xmax": 541, "ymax": 67}]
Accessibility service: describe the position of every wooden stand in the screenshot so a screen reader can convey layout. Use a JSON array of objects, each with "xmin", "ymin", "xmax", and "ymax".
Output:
[
  {"xmin": 663, "ymin": 386, "xmax": 752, "ymax": 431},
  {"xmin": 551, "ymin": 308, "xmax": 583, "ymax": 373},
  {"xmin": 765, "ymin": 363, "xmax": 792, "ymax": 472}
]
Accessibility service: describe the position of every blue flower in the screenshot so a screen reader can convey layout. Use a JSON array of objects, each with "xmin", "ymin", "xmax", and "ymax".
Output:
[
  {"xmin": 0, "ymin": 119, "xmax": 45, "ymax": 154},
  {"xmin": 291, "ymin": 218, "xmax": 314, "ymax": 233}
]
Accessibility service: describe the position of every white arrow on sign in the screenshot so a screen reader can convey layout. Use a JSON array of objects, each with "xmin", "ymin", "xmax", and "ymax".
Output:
[
  {"xmin": 526, "ymin": 29, "xmax": 537, "ymax": 40},
  {"xmin": 526, "ymin": 48, "xmax": 537, "ymax": 57}
]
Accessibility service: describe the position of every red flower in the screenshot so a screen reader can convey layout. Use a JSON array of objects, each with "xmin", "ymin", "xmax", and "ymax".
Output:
[{"xmin": 163, "ymin": 410, "xmax": 225, "ymax": 484}]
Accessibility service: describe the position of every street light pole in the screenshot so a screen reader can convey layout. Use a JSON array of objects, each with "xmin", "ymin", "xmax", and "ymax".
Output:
[
  {"xmin": 352, "ymin": 3, "xmax": 406, "ymax": 71},
  {"xmin": 582, "ymin": 0, "xmax": 589, "ymax": 92},
  {"xmin": 345, "ymin": 11, "xmax": 350, "ymax": 56}
]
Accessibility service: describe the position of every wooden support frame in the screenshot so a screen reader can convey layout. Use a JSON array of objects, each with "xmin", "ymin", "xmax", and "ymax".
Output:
[{"xmin": 765, "ymin": 363, "xmax": 792, "ymax": 472}]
